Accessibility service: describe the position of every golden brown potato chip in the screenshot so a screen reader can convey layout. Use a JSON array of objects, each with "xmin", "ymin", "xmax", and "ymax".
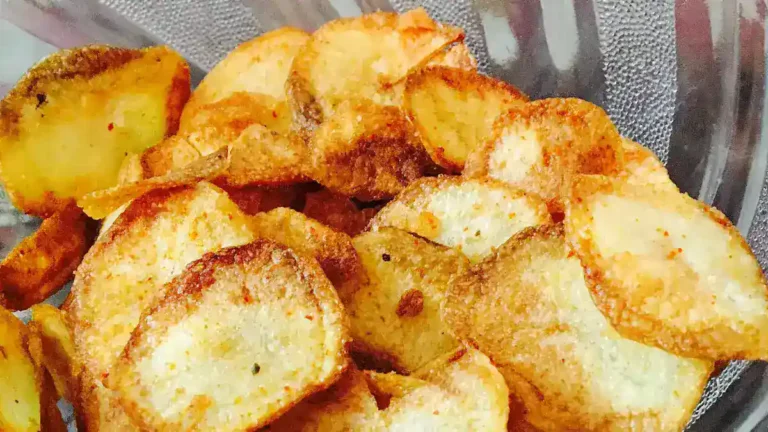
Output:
[
  {"xmin": 182, "ymin": 27, "xmax": 309, "ymax": 125},
  {"xmin": 249, "ymin": 208, "xmax": 362, "ymax": 288},
  {"xmin": 0, "ymin": 45, "xmax": 190, "ymax": 217},
  {"xmin": 0, "ymin": 203, "xmax": 89, "ymax": 310},
  {"xmin": 464, "ymin": 98, "xmax": 624, "ymax": 213},
  {"xmin": 269, "ymin": 348, "xmax": 508, "ymax": 431},
  {"xmin": 69, "ymin": 182, "xmax": 255, "ymax": 430},
  {"xmin": 217, "ymin": 124, "xmax": 309, "ymax": 188},
  {"xmin": 404, "ymin": 66, "xmax": 528, "ymax": 172},
  {"xmin": 617, "ymin": 137, "xmax": 676, "ymax": 189},
  {"xmin": 308, "ymin": 101, "xmax": 431, "ymax": 201},
  {"xmin": 140, "ymin": 135, "xmax": 202, "ymax": 177},
  {"xmin": 443, "ymin": 224, "xmax": 712, "ymax": 431},
  {"xmin": 116, "ymin": 153, "xmax": 146, "ymax": 185},
  {"xmin": 0, "ymin": 306, "xmax": 42, "ymax": 432},
  {"xmin": 267, "ymin": 368, "xmax": 381, "ymax": 432},
  {"xmin": 370, "ymin": 176, "xmax": 551, "ymax": 262},
  {"xmin": 425, "ymin": 43, "xmax": 477, "ymax": 70},
  {"xmin": 77, "ymin": 145, "xmax": 230, "ymax": 219},
  {"xmin": 303, "ymin": 188, "xmax": 379, "ymax": 236},
  {"xmin": 367, "ymin": 348, "xmax": 509, "ymax": 430},
  {"xmin": 287, "ymin": 8, "xmax": 463, "ymax": 139},
  {"xmin": 340, "ymin": 228, "xmax": 469, "ymax": 373},
  {"xmin": 28, "ymin": 304, "xmax": 79, "ymax": 402},
  {"xmin": 566, "ymin": 174, "xmax": 768, "ymax": 360},
  {"xmin": 107, "ymin": 240, "xmax": 348, "ymax": 431},
  {"xmin": 180, "ymin": 91, "xmax": 292, "ymax": 154}
]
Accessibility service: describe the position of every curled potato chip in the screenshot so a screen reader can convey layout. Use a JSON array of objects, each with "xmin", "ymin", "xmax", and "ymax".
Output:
[
  {"xmin": 287, "ymin": 8, "xmax": 464, "ymax": 139},
  {"xmin": 180, "ymin": 91, "xmax": 292, "ymax": 155},
  {"xmin": 107, "ymin": 240, "xmax": 348, "ymax": 431},
  {"xmin": 140, "ymin": 135, "xmax": 202, "ymax": 177},
  {"xmin": 444, "ymin": 224, "xmax": 711, "ymax": 431},
  {"xmin": 303, "ymin": 188, "xmax": 379, "ymax": 236},
  {"xmin": 217, "ymin": 124, "xmax": 308, "ymax": 188},
  {"xmin": 341, "ymin": 228, "xmax": 469, "ymax": 373},
  {"xmin": 77, "ymin": 145, "xmax": 230, "ymax": 219},
  {"xmin": 370, "ymin": 176, "xmax": 551, "ymax": 262},
  {"xmin": 181, "ymin": 27, "xmax": 309, "ymax": 125},
  {"xmin": 28, "ymin": 304, "xmax": 79, "ymax": 402},
  {"xmin": 0, "ymin": 203, "xmax": 89, "ymax": 310},
  {"xmin": 404, "ymin": 66, "xmax": 528, "ymax": 172},
  {"xmin": 0, "ymin": 45, "xmax": 190, "ymax": 217},
  {"xmin": 425, "ymin": 42, "xmax": 477, "ymax": 70},
  {"xmin": 464, "ymin": 98, "xmax": 624, "ymax": 213},
  {"xmin": 308, "ymin": 101, "xmax": 431, "ymax": 201},
  {"xmin": 249, "ymin": 208, "xmax": 362, "ymax": 288},
  {"xmin": 566, "ymin": 174, "xmax": 768, "ymax": 360}
]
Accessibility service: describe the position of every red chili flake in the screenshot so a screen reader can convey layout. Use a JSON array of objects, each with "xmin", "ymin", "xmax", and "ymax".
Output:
[
  {"xmin": 663, "ymin": 230, "xmax": 669, "ymax": 237},
  {"xmin": 107, "ymin": 122, "xmax": 114, "ymax": 131},
  {"xmin": 272, "ymin": 110, "xmax": 278, "ymax": 118}
]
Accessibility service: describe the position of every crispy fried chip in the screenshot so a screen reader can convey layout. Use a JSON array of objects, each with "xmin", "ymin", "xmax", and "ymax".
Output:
[
  {"xmin": 303, "ymin": 189, "xmax": 380, "ymax": 236},
  {"xmin": 140, "ymin": 135, "xmax": 202, "ymax": 177},
  {"xmin": 0, "ymin": 203, "xmax": 89, "ymax": 310},
  {"xmin": 425, "ymin": 43, "xmax": 477, "ymax": 70},
  {"xmin": 182, "ymin": 27, "xmax": 309, "ymax": 125},
  {"xmin": 618, "ymin": 137, "xmax": 676, "ymax": 189},
  {"xmin": 69, "ymin": 182, "xmax": 255, "ymax": 429},
  {"xmin": 308, "ymin": 101, "xmax": 431, "ymax": 201},
  {"xmin": 217, "ymin": 123, "xmax": 308, "ymax": 188},
  {"xmin": 370, "ymin": 176, "xmax": 551, "ymax": 262},
  {"xmin": 340, "ymin": 228, "xmax": 469, "ymax": 373},
  {"xmin": 0, "ymin": 45, "xmax": 190, "ymax": 217},
  {"xmin": 404, "ymin": 66, "xmax": 528, "ymax": 172},
  {"xmin": 180, "ymin": 92, "xmax": 292, "ymax": 155},
  {"xmin": 249, "ymin": 208, "xmax": 362, "ymax": 288},
  {"xmin": 28, "ymin": 304, "xmax": 79, "ymax": 402},
  {"xmin": 77, "ymin": 145, "xmax": 230, "ymax": 219},
  {"xmin": 443, "ymin": 224, "xmax": 712, "ymax": 431},
  {"xmin": 269, "ymin": 348, "xmax": 507, "ymax": 431},
  {"xmin": 287, "ymin": 8, "xmax": 464, "ymax": 138},
  {"xmin": 107, "ymin": 240, "xmax": 348, "ymax": 431},
  {"xmin": 464, "ymin": 98, "xmax": 624, "ymax": 213},
  {"xmin": 267, "ymin": 368, "xmax": 381, "ymax": 432},
  {"xmin": 0, "ymin": 306, "xmax": 42, "ymax": 431},
  {"xmin": 565, "ymin": 175, "xmax": 768, "ymax": 360},
  {"xmin": 367, "ymin": 348, "xmax": 509, "ymax": 431}
]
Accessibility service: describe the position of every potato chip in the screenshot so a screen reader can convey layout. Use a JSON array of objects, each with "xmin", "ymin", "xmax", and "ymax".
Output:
[
  {"xmin": 28, "ymin": 304, "xmax": 79, "ymax": 402},
  {"xmin": 140, "ymin": 135, "xmax": 201, "ymax": 177},
  {"xmin": 182, "ymin": 27, "xmax": 309, "ymax": 125},
  {"xmin": 425, "ymin": 43, "xmax": 477, "ymax": 70},
  {"xmin": 0, "ymin": 203, "xmax": 89, "ymax": 310},
  {"xmin": 308, "ymin": 101, "xmax": 431, "ymax": 201},
  {"xmin": 464, "ymin": 98, "xmax": 624, "ymax": 213},
  {"xmin": 69, "ymin": 182, "xmax": 255, "ymax": 430},
  {"xmin": 340, "ymin": 228, "xmax": 469, "ymax": 373},
  {"xmin": 370, "ymin": 176, "xmax": 551, "ymax": 262},
  {"xmin": 443, "ymin": 224, "xmax": 712, "ymax": 431},
  {"xmin": 0, "ymin": 306, "xmax": 42, "ymax": 432},
  {"xmin": 249, "ymin": 208, "xmax": 362, "ymax": 288},
  {"xmin": 618, "ymin": 137, "xmax": 676, "ymax": 189},
  {"xmin": 287, "ymin": 8, "xmax": 463, "ymax": 139},
  {"xmin": 404, "ymin": 66, "xmax": 528, "ymax": 172},
  {"xmin": 566, "ymin": 175, "xmax": 768, "ymax": 360},
  {"xmin": 107, "ymin": 240, "xmax": 348, "ymax": 431},
  {"xmin": 0, "ymin": 45, "xmax": 190, "ymax": 216}
]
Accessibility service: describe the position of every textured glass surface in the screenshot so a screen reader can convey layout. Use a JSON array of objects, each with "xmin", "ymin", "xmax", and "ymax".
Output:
[{"xmin": 1, "ymin": 0, "xmax": 767, "ymax": 430}]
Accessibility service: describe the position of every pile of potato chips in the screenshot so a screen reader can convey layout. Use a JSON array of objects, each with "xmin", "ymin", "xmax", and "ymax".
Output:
[{"xmin": 0, "ymin": 8, "xmax": 766, "ymax": 432}]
